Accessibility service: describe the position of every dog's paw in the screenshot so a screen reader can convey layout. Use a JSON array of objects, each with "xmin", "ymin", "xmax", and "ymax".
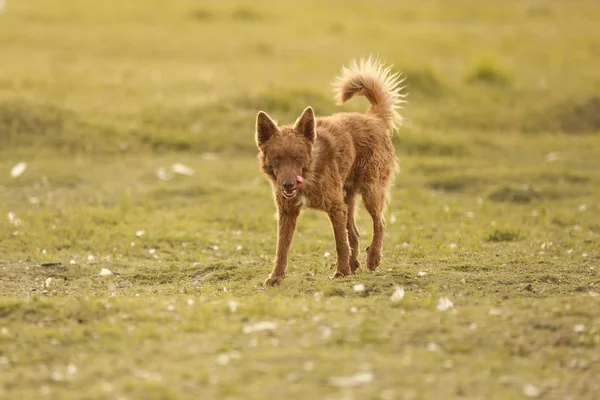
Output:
[
  {"xmin": 331, "ymin": 269, "xmax": 351, "ymax": 279},
  {"xmin": 263, "ymin": 275, "xmax": 284, "ymax": 287},
  {"xmin": 350, "ymin": 259, "xmax": 360, "ymax": 273},
  {"xmin": 366, "ymin": 251, "xmax": 381, "ymax": 271}
]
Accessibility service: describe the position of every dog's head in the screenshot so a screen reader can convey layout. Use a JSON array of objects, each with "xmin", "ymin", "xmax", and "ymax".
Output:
[{"xmin": 255, "ymin": 107, "xmax": 315, "ymax": 200}]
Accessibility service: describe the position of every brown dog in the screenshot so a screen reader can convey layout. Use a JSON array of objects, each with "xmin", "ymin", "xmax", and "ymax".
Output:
[{"xmin": 255, "ymin": 58, "xmax": 405, "ymax": 286}]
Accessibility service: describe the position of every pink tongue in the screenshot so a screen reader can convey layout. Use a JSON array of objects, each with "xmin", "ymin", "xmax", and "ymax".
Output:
[{"xmin": 296, "ymin": 175, "xmax": 305, "ymax": 188}]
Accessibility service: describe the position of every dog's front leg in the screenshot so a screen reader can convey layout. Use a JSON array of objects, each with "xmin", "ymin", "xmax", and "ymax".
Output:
[
  {"xmin": 264, "ymin": 208, "xmax": 300, "ymax": 286},
  {"xmin": 328, "ymin": 207, "xmax": 351, "ymax": 278}
]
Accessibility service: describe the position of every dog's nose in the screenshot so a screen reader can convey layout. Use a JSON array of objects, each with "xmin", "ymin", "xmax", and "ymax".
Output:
[{"xmin": 282, "ymin": 179, "xmax": 296, "ymax": 191}]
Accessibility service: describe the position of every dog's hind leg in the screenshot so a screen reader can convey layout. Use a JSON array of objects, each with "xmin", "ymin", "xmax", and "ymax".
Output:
[
  {"xmin": 362, "ymin": 185, "xmax": 387, "ymax": 271},
  {"xmin": 344, "ymin": 190, "xmax": 360, "ymax": 273},
  {"xmin": 264, "ymin": 208, "xmax": 300, "ymax": 286}
]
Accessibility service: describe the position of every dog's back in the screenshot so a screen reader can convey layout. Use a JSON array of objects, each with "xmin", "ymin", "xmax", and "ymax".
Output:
[{"xmin": 309, "ymin": 57, "xmax": 406, "ymax": 200}]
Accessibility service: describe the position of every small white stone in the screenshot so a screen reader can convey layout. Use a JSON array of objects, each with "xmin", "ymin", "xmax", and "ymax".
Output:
[
  {"xmin": 87, "ymin": 254, "xmax": 95, "ymax": 262},
  {"xmin": 449, "ymin": 243, "xmax": 457, "ymax": 249},
  {"xmin": 353, "ymin": 283, "xmax": 365, "ymax": 292},
  {"xmin": 320, "ymin": 326, "xmax": 332, "ymax": 340},
  {"xmin": 156, "ymin": 167, "xmax": 173, "ymax": 181},
  {"xmin": 574, "ymin": 324, "xmax": 585, "ymax": 333},
  {"xmin": 172, "ymin": 163, "xmax": 195, "ymax": 176},
  {"xmin": 66, "ymin": 363, "xmax": 78, "ymax": 377},
  {"xmin": 187, "ymin": 299, "xmax": 195, "ymax": 306},
  {"xmin": 217, "ymin": 354, "xmax": 230, "ymax": 365},
  {"xmin": 390, "ymin": 214, "xmax": 397, "ymax": 224},
  {"xmin": 418, "ymin": 271, "xmax": 427, "ymax": 277},
  {"xmin": 135, "ymin": 230, "xmax": 145, "ymax": 237},
  {"xmin": 7, "ymin": 212, "xmax": 21, "ymax": 226},
  {"xmin": 236, "ymin": 245, "xmax": 243, "ymax": 251},
  {"xmin": 427, "ymin": 342, "xmax": 439, "ymax": 352},
  {"xmin": 45, "ymin": 277, "xmax": 53, "ymax": 288},
  {"xmin": 436, "ymin": 297, "xmax": 454, "ymax": 311},
  {"xmin": 242, "ymin": 321, "xmax": 277, "ymax": 334},
  {"xmin": 98, "ymin": 268, "xmax": 113, "ymax": 277},
  {"xmin": 10, "ymin": 162, "xmax": 27, "ymax": 178},
  {"xmin": 228, "ymin": 300, "xmax": 238, "ymax": 313},
  {"xmin": 523, "ymin": 384, "xmax": 541, "ymax": 398},
  {"xmin": 51, "ymin": 370, "xmax": 64, "ymax": 382},
  {"xmin": 302, "ymin": 361, "xmax": 315, "ymax": 371},
  {"xmin": 70, "ymin": 259, "xmax": 76, "ymax": 265},
  {"xmin": 328, "ymin": 371, "xmax": 374, "ymax": 387},
  {"xmin": 323, "ymin": 251, "xmax": 330, "ymax": 257},
  {"xmin": 489, "ymin": 308, "xmax": 502, "ymax": 316},
  {"xmin": 149, "ymin": 248, "xmax": 156, "ymax": 254},
  {"xmin": 545, "ymin": 152, "xmax": 560, "ymax": 162},
  {"xmin": 390, "ymin": 286, "xmax": 405, "ymax": 302}
]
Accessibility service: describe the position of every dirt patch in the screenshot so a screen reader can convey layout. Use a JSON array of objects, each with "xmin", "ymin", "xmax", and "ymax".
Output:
[
  {"xmin": 486, "ymin": 228, "xmax": 522, "ymax": 242},
  {"xmin": 488, "ymin": 186, "xmax": 543, "ymax": 204},
  {"xmin": 528, "ymin": 96, "xmax": 600, "ymax": 134},
  {"xmin": 427, "ymin": 176, "xmax": 483, "ymax": 192}
]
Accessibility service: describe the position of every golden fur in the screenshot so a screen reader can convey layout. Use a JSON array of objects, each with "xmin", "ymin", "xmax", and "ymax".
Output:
[{"xmin": 255, "ymin": 57, "xmax": 405, "ymax": 286}]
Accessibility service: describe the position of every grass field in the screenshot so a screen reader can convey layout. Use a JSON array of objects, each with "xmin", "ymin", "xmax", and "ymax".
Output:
[{"xmin": 1, "ymin": 0, "xmax": 600, "ymax": 399}]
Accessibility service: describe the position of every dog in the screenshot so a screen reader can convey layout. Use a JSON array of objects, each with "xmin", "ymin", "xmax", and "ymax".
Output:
[{"xmin": 255, "ymin": 57, "xmax": 405, "ymax": 286}]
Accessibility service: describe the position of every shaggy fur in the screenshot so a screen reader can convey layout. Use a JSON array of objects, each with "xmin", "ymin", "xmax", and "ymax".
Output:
[{"xmin": 255, "ymin": 57, "xmax": 405, "ymax": 286}]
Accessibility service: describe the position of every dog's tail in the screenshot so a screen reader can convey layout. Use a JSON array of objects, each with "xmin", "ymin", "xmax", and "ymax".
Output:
[{"xmin": 332, "ymin": 57, "xmax": 406, "ymax": 132}]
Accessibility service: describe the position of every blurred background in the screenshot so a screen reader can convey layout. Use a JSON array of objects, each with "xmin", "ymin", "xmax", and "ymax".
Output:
[{"xmin": 1, "ymin": 0, "xmax": 599, "ymax": 156}]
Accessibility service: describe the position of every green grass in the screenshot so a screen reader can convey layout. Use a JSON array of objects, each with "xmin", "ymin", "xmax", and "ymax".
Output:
[{"xmin": 1, "ymin": 0, "xmax": 600, "ymax": 399}]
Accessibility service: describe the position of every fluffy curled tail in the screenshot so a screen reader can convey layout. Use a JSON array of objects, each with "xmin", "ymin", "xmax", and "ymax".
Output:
[{"xmin": 332, "ymin": 57, "xmax": 406, "ymax": 132}]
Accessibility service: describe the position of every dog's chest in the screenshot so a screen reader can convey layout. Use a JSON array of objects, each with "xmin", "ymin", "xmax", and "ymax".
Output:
[{"xmin": 294, "ymin": 195, "xmax": 308, "ymax": 209}]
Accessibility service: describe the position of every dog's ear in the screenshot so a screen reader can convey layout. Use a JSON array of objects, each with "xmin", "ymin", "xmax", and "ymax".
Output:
[
  {"xmin": 255, "ymin": 111, "xmax": 278, "ymax": 149},
  {"xmin": 294, "ymin": 106, "xmax": 316, "ymax": 143}
]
